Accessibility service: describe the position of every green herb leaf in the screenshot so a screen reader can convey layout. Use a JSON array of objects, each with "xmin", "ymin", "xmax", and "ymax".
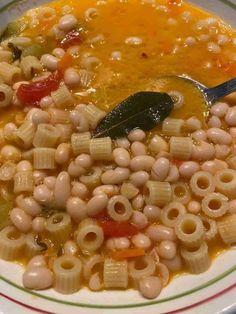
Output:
[{"xmin": 93, "ymin": 91, "xmax": 174, "ymax": 139}]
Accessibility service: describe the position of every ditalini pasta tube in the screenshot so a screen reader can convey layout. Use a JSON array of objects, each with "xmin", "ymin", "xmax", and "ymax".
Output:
[
  {"xmin": 46, "ymin": 213, "xmax": 72, "ymax": 243},
  {"xmin": 83, "ymin": 104, "xmax": 106, "ymax": 129},
  {"xmin": 128, "ymin": 256, "xmax": 156, "ymax": 280},
  {"xmin": 169, "ymin": 136, "xmax": 192, "ymax": 160},
  {"xmin": 144, "ymin": 181, "xmax": 171, "ymax": 207},
  {"xmin": 76, "ymin": 218, "xmax": 104, "ymax": 253},
  {"xmin": 217, "ymin": 214, "xmax": 236, "ymax": 244},
  {"xmin": 15, "ymin": 121, "xmax": 36, "ymax": 147},
  {"xmin": 90, "ymin": 137, "xmax": 112, "ymax": 160},
  {"xmin": 162, "ymin": 118, "xmax": 184, "ymax": 136},
  {"xmin": 0, "ymin": 226, "xmax": 25, "ymax": 260},
  {"xmin": 53, "ymin": 255, "xmax": 82, "ymax": 294},
  {"xmin": 51, "ymin": 84, "xmax": 74, "ymax": 108},
  {"xmin": 175, "ymin": 213, "xmax": 205, "ymax": 247},
  {"xmin": 215, "ymin": 169, "xmax": 236, "ymax": 198},
  {"xmin": 180, "ymin": 242, "xmax": 210, "ymax": 274},
  {"xmin": 33, "ymin": 124, "xmax": 60, "ymax": 148},
  {"xmin": 71, "ymin": 132, "xmax": 91, "ymax": 155},
  {"xmin": 14, "ymin": 171, "xmax": 34, "ymax": 193},
  {"xmin": 33, "ymin": 148, "xmax": 56, "ymax": 169},
  {"xmin": 104, "ymin": 258, "xmax": 128, "ymax": 288},
  {"xmin": 20, "ymin": 56, "xmax": 43, "ymax": 79}
]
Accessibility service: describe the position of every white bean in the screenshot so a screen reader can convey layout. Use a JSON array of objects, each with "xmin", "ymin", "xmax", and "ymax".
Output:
[
  {"xmin": 58, "ymin": 14, "xmax": 77, "ymax": 31},
  {"xmin": 54, "ymin": 171, "xmax": 71, "ymax": 209},
  {"xmin": 132, "ymin": 194, "xmax": 144, "ymax": 210},
  {"xmin": 33, "ymin": 170, "xmax": 47, "ymax": 185},
  {"xmin": 130, "ymin": 171, "xmax": 149, "ymax": 187},
  {"xmin": 131, "ymin": 141, "xmax": 147, "ymax": 156},
  {"xmin": 55, "ymin": 143, "xmax": 70, "ymax": 165},
  {"xmin": 186, "ymin": 117, "xmax": 201, "ymax": 131},
  {"xmin": 128, "ymin": 129, "xmax": 145, "ymax": 142},
  {"xmin": 1, "ymin": 145, "xmax": 21, "ymax": 162},
  {"xmin": 207, "ymin": 128, "xmax": 232, "ymax": 145},
  {"xmin": 44, "ymin": 176, "xmax": 56, "ymax": 190},
  {"xmin": 165, "ymin": 165, "xmax": 179, "ymax": 183},
  {"xmin": 158, "ymin": 240, "xmax": 177, "ymax": 260},
  {"xmin": 68, "ymin": 161, "xmax": 85, "ymax": 177},
  {"xmin": 208, "ymin": 116, "xmax": 221, "ymax": 128},
  {"xmin": 10, "ymin": 207, "xmax": 32, "ymax": 232},
  {"xmin": 52, "ymin": 48, "xmax": 65, "ymax": 58},
  {"xmin": 23, "ymin": 267, "xmax": 53, "ymax": 290},
  {"xmin": 179, "ymin": 161, "xmax": 200, "ymax": 179},
  {"xmin": 146, "ymin": 225, "xmax": 176, "ymax": 242},
  {"xmin": 39, "ymin": 96, "xmax": 54, "ymax": 109},
  {"xmin": 75, "ymin": 154, "xmax": 93, "ymax": 169},
  {"xmin": 114, "ymin": 237, "xmax": 130, "ymax": 250},
  {"xmin": 33, "ymin": 184, "xmax": 53, "ymax": 204},
  {"xmin": 210, "ymin": 102, "xmax": 228, "ymax": 118},
  {"xmin": 187, "ymin": 200, "xmax": 201, "ymax": 214},
  {"xmin": 40, "ymin": 54, "xmax": 59, "ymax": 71},
  {"xmin": 130, "ymin": 155, "xmax": 155, "ymax": 171},
  {"xmin": 16, "ymin": 195, "xmax": 42, "ymax": 216},
  {"xmin": 132, "ymin": 233, "xmax": 151, "ymax": 250},
  {"xmin": 191, "ymin": 141, "xmax": 215, "ymax": 161},
  {"xmin": 66, "ymin": 197, "xmax": 87, "ymax": 222},
  {"xmin": 161, "ymin": 254, "xmax": 183, "ymax": 272},
  {"xmin": 148, "ymin": 135, "xmax": 168, "ymax": 154},
  {"xmin": 215, "ymin": 144, "xmax": 230, "ymax": 159},
  {"xmin": 230, "ymin": 128, "xmax": 236, "ymax": 138},
  {"xmin": 32, "ymin": 110, "xmax": 50, "ymax": 125},
  {"xmin": 113, "ymin": 148, "xmax": 130, "ymax": 167},
  {"xmin": 131, "ymin": 211, "xmax": 148, "ymax": 229},
  {"xmin": 64, "ymin": 67, "xmax": 80, "ymax": 86},
  {"xmin": 192, "ymin": 130, "xmax": 207, "ymax": 141},
  {"xmin": 139, "ymin": 276, "xmax": 162, "ymax": 299},
  {"xmin": 225, "ymin": 107, "xmax": 236, "ymax": 126},
  {"xmin": 87, "ymin": 194, "xmax": 108, "ymax": 217},
  {"xmin": 32, "ymin": 217, "xmax": 46, "ymax": 233},
  {"xmin": 63, "ymin": 240, "xmax": 78, "ymax": 256},
  {"xmin": 201, "ymin": 159, "xmax": 228, "ymax": 174},
  {"xmin": 27, "ymin": 255, "xmax": 47, "ymax": 269},
  {"xmin": 71, "ymin": 182, "xmax": 89, "ymax": 199},
  {"xmin": 143, "ymin": 205, "xmax": 161, "ymax": 222},
  {"xmin": 101, "ymin": 167, "xmax": 130, "ymax": 184},
  {"xmin": 89, "ymin": 272, "xmax": 103, "ymax": 291},
  {"xmin": 16, "ymin": 160, "xmax": 32, "ymax": 172},
  {"xmin": 151, "ymin": 158, "xmax": 170, "ymax": 181},
  {"xmin": 115, "ymin": 137, "xmax": 130, "ymax": 149},
  {"xmin": 93, "ymin": 185, "xmax": 119, "ymax": 197}
]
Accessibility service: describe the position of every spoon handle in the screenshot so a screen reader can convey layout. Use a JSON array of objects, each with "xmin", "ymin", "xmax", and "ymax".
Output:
[{"xmin": 204, "ymin": 77, "xmax": 236, "ymax": 105}]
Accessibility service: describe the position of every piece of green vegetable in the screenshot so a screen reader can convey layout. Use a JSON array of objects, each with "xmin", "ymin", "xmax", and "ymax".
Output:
[
  {"xmin": 1, "ymin": 20, "xmax": 26, "ymax": 40},
  {"xmin": 21, "ymin": 43, "xmax": 44, "ymax": 58},
  {"xmin": 93, "ymin": 91, "xmax": 174, "ymax": 139}
]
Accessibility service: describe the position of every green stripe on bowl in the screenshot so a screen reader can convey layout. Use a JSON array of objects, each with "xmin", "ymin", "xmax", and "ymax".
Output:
[{"xmin": 0, "ymin": 265, "xmax": 235, "ymax": 308}]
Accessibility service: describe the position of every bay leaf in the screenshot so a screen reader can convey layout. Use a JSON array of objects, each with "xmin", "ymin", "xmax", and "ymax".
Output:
[{"xmin": 93, "ymin": 91, "xmax": 173, "ymax": 139}]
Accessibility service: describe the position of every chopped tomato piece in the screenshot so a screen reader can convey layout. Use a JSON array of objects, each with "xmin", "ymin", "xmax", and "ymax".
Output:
[
  {"xmin": 58, "ymin": 53, "xmax": 73, "ymax": 72},
  {"xmin": 111, "ymin": 248, "xmax": 145, "ymax": 260},
  {"xmin": 60, "ymin": 29, "xmax": 84, "ymax": 49},
  {"xmin": 16, "ymin": 72, "xmax": 62, "ymax": 106},
  {"xmin": 98, "ymin": 220, "xmax": 139, "ymax": 237}
]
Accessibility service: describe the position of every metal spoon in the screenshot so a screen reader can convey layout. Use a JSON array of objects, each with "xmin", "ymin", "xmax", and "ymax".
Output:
[
  {"xmin": 94, "ymin": 76, "xmax": 236, "ymax": 138},
  {"xmin": 174, "ymin": 75, "xmax": 236, "ymax": 106}
]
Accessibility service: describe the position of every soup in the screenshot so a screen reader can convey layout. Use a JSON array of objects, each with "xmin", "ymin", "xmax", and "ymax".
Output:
[{"xmin": 0, "ymin": 0, "xmax": 235, "ymax": 299}]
